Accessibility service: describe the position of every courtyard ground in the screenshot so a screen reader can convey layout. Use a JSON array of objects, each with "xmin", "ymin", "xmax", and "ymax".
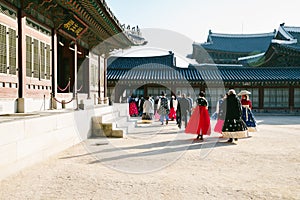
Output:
[{"xmin": 0, "ymin": 116, "xmax": 299, "ymax": 200}]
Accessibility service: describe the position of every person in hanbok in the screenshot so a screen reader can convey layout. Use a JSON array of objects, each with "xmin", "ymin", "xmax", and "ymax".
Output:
[
  {"xmin": 128, "ymin": 95, "xmax": 138, "ymax": 117},
  {"xmin": 154, "ymin": 96, "xmax": 160, "ymax": 121},
  {"xmin": 222, "ymin": 89, "xmax": 248, "ymax": 143},
  {"xmin": 185, "ymin": 91, "xmax": 211, "ymax": 140},
  {"xmin": 238, "ymin": 90, "xmax": 257, "ymax": 132},
  {"xmin": 157, "ymin": 92, "xmax": 170, "ymax": 125},
  {"xmin": 168, "ymin": 95, "xmax": 178, "ymax": 121},
  {"xmin": 148, "ymin": 94, "xmax": 155, "ymax": 119},
  {"xmin": 177, "ymin": 93, "xmax": 190, "ymax": 129},
  {"xmin": 142, "ymin": 96, "xmax": 153, "ymax": 121},
  {"xmin": 214, "ymin": 94, "xmax": 227, "ymax": 133}
]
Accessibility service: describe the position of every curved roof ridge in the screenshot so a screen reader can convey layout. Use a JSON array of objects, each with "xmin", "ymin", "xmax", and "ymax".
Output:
[
  {"xmin": 277, "ymin": 26, "xmax": 295, "ymax": 40},
  {"xmin": 209, "ymin": 32, "xmax": 275, "ymax": 38},
  {"xmin": 283, "ymin": 26, "xmax": 300, "ymax": 33},
  {"xmin": 109, "ymin": 53, "xmax": 173, "ymax": 60}
]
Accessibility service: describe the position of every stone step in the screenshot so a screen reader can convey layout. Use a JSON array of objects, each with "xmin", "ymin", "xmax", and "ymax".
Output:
[{"xmin": 92, "ymin": 122, "xmax": 124, "ymax": 138}]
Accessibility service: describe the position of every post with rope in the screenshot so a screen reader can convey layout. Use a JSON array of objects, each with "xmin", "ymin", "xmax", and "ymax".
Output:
[
  {"xmin": 68, "ymin": 77, "xmax": 71, "ymax": 93},
  {"xmin": 75, "ymin": 92, "xmax": 79, "ymax": 110},
  {"xmin": 61, "ymin": 100, "xmax": 66, "ymax": 109},
  {"xmin": 50, "ymin": 92, "xmax": 57, "ymax": 110}
]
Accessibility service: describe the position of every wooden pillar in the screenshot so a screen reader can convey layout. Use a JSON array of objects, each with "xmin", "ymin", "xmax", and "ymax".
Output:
[
  {"xmin": 17, "ymin": 9, "xmax": 26, "ymax": 113},
  {"xmin": 17, "ymin": 8, "xmax": 24, "ymax": 99},
  {"xmin": 86, "ymin": 52, "xmax": 90, "ymax": 99},
  {"xmin": 104, "ymin": 56, "xmax": 107, "ymax": 98},
  {"xmin": 289, "ymin": 86, "xmax": 294, "ymax": 112},
  {"xmin": 259, "ymin": 86, "xmax": 264, "ymax": 112},
  {"xmin": 73, "ymin": 41, "xmax": 78, "ymax": 98},
  {"xmin": 51, "ymin": 29, "xmax": 58, "ymax": 96}
]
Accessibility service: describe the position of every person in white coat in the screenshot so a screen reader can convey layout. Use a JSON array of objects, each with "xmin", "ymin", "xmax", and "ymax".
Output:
[{"xmin": 142, "ymin": 96, "xmax": 153, "ymax": 120}]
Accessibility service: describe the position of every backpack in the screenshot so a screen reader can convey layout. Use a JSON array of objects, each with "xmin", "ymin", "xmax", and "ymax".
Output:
[{"xmin": 161, "ymin": 97, "xmax": 168, "ymax": 109}]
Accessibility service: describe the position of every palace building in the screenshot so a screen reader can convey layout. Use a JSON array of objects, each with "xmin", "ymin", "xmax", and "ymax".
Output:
[
  {"xmin": 0, "ymin": 0, "xmax": 145, "ymax": 114},
  {"xmin": 107, "ymin": 24, "xmax": 300, "ymax": 113},
  {"xmin": 192, "ymin": 30, "xmax": 275, "ymax": 64}
]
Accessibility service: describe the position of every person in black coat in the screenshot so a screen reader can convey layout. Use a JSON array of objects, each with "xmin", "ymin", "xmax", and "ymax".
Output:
[
  {"xmin": 177, "ymin": 93, "xmax": 190, "ymax": 129},
  {"xmin": 222, "ymin": 89, "xmax": 248, "ymax": 143}
]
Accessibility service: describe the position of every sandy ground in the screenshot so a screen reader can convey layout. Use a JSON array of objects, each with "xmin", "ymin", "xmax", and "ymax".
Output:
[{"xmin": 0, "ymin": 116, "xmax": 299, "ymax": 200}]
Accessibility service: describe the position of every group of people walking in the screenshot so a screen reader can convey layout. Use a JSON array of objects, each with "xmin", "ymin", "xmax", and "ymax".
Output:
[
  {"xmin": 129, "ymin": 89, "xmax": 257, "ymax": 143},
  {"xmin": 213, "ymin": 89, "xmax": 257, "ymax": 142}
]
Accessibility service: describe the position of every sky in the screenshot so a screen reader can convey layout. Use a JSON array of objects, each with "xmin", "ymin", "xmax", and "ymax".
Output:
[
  {"xmin": 106, "ymin": 0, "xmax": 300, "ymax": 43},
  {"xmin": 106, "ymin": 0, "xmax": 300, "ymax": 66}
]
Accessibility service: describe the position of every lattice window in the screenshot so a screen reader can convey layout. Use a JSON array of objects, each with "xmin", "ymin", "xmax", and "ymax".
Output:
[
  {"xmin": 40, "ymin": 41, "xmax": 45, "ymax": 79},
  {"xmin": 26, "ymin": 36, "xmax": 32, "ymax": 77},
  {"xmin": 26, "ymin": 36, "xmax": 51, "ymax": 80},
  {"xmin": 206, "ymin": 88, "xmax": 227, "ymax": 109},
  {"xmin": 0, "ymin": 24, "xmax": 6, "ymax": 74},
  {"xmin": 33, "ymin": 39, "xmax": 39, "ymax": 78},
  {"xmin": 8, "ymin": 28, "xmax": 16, "ymax": 75},
  {"xmin": 46, "ymin": 44, "xmax": 51, "ymax": 80},
  {"xmin": 264, "ymin": 88, "xmax": 289, "ymax": 108},
  {"xmin": 294, "ymin": 88, "xmax": 300, "ymax": 108}
]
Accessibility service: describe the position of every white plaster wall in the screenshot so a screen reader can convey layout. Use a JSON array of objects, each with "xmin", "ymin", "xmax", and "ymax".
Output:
[
  {"xmin": 0, "ymin": 99, "xmax": 17, "ymax": 114},
  {"xmin": 0, "ymin": 105, "xmax": 112, "ymax": 180}
]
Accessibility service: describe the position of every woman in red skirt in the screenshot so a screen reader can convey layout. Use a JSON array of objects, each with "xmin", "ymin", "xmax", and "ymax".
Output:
[
  {"xmin": 185, "ymin": 91, "xmax": 211, "ymax": 140},
  {"xmin": 128, "ymin": 95, "xmax": 139, "ymax": 117},
  {"xmin": 168, "ymin": 95, "xmax": 178, "ymax": 121}
]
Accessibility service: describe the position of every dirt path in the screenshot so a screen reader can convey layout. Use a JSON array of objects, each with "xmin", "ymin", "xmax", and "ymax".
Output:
[{"xmin": 0, "ymin": 116, "xmax": 299, "ymax": 200}]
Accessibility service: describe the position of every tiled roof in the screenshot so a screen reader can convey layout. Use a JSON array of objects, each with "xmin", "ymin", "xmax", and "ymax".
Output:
[
  {"xmin": 198, "ymin": 31, "xmax": 275, "ymax": 53},
  {"xmin": 275, "ymin": 25, "xmax": 300, "ymax": 45},
  {"xmin": 107, "ymin": 64, "xmax": 300, "ymax": 82},
  {"xmin": 180, "ymin": 66, "xmax": 300, "ymax": 82},
  {"xmin": 107, "ymin": 53, "xmax": 174, "ymax": 69},
  {"xmin": 240, "ymin": 42, "xmax": 300, "ymax": 67}
]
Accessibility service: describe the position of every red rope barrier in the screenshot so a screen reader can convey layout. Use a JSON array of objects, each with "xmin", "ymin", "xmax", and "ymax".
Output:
[
  {"xmin": 53, "ymin": 96, "xmax": 74, "ymax": 104},
  {"xmin": 57, "ymin": 81, "xmax": 70, "ymax": 92},
  {"xmin": 77, "ymin": 85, "xmax": 83, "ymax": 92}
]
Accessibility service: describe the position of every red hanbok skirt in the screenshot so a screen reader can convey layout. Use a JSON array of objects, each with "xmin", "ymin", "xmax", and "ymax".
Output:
[
  {"xmin": 168, "ymin": 107, "xmax": 176, "ymax": 120},
  {"xmin": 185, "ymin": 106, "xmax": 211, "ymax": 135},
  {"xmin": 129, "ymin": 102, "xmax": 138, "ymax": 116},
  {"xmin": 214, "ymin": 119, "xmax": 224, "ymax": 133}
]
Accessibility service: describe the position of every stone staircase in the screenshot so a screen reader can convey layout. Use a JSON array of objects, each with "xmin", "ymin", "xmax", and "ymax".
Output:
[{"xmin": 91, "ymin": 103, "xmax": 138, "ymax": 138}]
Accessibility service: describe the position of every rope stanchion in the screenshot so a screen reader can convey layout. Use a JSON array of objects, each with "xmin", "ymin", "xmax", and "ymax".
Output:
[
  {"xmin": 77, "ymin": 85, "xmax": 83, "ymax": 92},
  {"xmin": 52, "ymin": 96, "xmax": 74, "ymax": 105},
  {"xmin": 57, "ymin": 81, "xmax": 70, "ymax": 92}
]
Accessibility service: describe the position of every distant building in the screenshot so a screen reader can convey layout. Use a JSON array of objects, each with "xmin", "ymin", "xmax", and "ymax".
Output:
[
  {"xmin": 107, "ymin": 24, "xmax": 300, "ymax": 113},
  {"xmin": 192, "ymin": 30, "xmax": 275, "ymax": 64},
  {"xmin": 239, "ymin": 24, "xmax": 300, "ymax": 67},
  {"xmin": 107, "ymin": 52, "xmax": 300, "ymax": 113}
]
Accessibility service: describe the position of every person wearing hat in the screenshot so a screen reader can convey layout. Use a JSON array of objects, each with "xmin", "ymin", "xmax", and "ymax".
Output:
[
  {"xmin": 157, "ymin": 92, "xmax": 170, "ymax": 125},
  {"xmin": 185, "ymin": 91, "xmax": 211, "ymax": 140},
  {"xmin": 238, "ymin": 90, "xmax": 257, "ymax": 132},
  {"xmin": 222, "ymin": 89, "xmax": 248, "ymax": 143}
]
